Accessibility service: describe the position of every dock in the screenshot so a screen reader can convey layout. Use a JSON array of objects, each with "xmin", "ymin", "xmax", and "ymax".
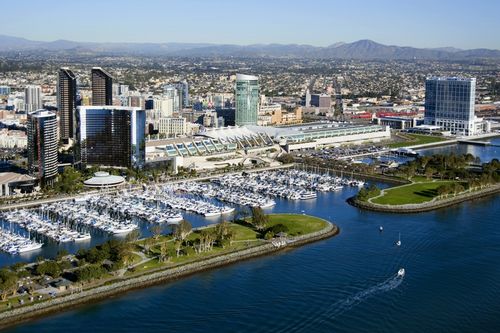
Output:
[{"xmin": 457, "ymin": 140, "xmax": 500, "ymax": 147}]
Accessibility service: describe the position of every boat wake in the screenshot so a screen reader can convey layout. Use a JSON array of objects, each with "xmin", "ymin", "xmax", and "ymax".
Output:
[{"xmin": 275, "ymin": 272, "xmax": 404, "ymax": 333}]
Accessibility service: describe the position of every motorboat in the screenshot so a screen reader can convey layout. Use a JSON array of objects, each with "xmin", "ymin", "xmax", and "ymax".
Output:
[
  {"xmin": 396, "ymin": 233, "xmax": 401, "ymax": 247},
  {"xmin": 379, "ymin": 226, "xmax": 383, "ymax": 232},
  {"xmin": 397, "ymin": 268, "xmax": 405, "ymax": 277}
]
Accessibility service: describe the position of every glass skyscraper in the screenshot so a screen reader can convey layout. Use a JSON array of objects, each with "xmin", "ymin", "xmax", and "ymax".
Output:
[
  {"xmin": 57, "ymin": 67, "xmax": 77, "ymax": 142},
  {"xmin": 424, "ymin": 77, "xmax": 476, "ymax": 136},
  {"xmin": 91, "ymin": 67, "xmax": 113, "ymax": 106},
  {"xmin": 235, "ymin": 74, "xmax": 259, "ymax": 126},
  {"xmin": 27, "ymin": 110, "xmax": 58, "ymax": 185},
  {"xmin": 76, "ymin": 106, "xmax": 146, "ymax": 169}
]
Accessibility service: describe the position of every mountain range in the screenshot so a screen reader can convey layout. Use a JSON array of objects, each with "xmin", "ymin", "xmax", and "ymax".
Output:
[{"xmin": 1, "ymin": 35, "xmax": 500, "ymax": 60}]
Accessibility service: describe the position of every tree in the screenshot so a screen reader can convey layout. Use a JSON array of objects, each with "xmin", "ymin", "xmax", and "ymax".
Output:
[
  {"xmin": 35, "ymin": 260, "xmax": 62, "ymax": 278},
  {"xmin": 56, "ymin": 249, "xmax": 69, "ymax": 261},
  {"xmin": 174, "ymin": 240, "xmax": 182, "ymax": 257},
  {"xmin": 74, "ymin": 264, "xmax": 107, "ymax": 282},
  {"xmin": 174, "ymin": 220, "xmax": 192, "ymax": 242},
  {"xmin": 54, "ymin": 167, "xmax": 83, "ymax": 194},
  {"xmin": 419, "ymin": 156, "xmax": 431, "ymax": 170},
  {"xmin": 215, "ymin": 221, "xmax": 234, "ymax": 247},
  {"xmin": 277, "ymin": 153, "xmax": 294, "ymax": 164},
  {"xmin": 196, "ymin": 229, "xmax": 216, "ymax": 253},
  {"xmin": 0, "ymin": 269, "xmax": 17, "ymax": 301},
  {"xmin": 251, "ymin": 207, "xmax": 268, "ymax": 232},
  {"xmin": 150, "ymin": 225, "xmax": 163, "ymax": 241},
  {"xmin": 159, "ymin": 242, "xmax": 171, "ymax": 262},
  {"xmin": 424, "ymin": 167, "xmax": 435, "ymax": 180},
  {"xmin": 125, "ymin": 229, "xmax": 141, "ymax": 243}
]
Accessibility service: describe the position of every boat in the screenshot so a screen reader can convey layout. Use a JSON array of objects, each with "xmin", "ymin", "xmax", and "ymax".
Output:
[
  {"xmin": 259, "ymin": 200, "xmax": 276, "ymax": 208},
  {"xmin": 166, "ymin": 215, "xmax": 183, "ymax": 224},
  {"xmin": 299, "ymin": 192, "xmax": 317, "ymax": 200},
  {"xmin": 379, "ymin": 226, "xmax": 383, "ymax": 232},
  {"xmin": 397, "ymin": 268, "xmax": 405, "ymax": 277},
  {"xmin": 74, "ymin": 233, "xmax": 91, "ymax": 242},
  {"xmin": 396, "ymin": 233, "xmax": 401, "ymax": 246},
  {"xmin": 204, "ymin": 210, "xmax": 221, "ymax": 217},
  {"xmin": 16, "ymin": 241, "xmax": 43, "ymax": 253},
  {"xmin": 221, "ymin": 207, "xmax": 235, "ymax": 215}
]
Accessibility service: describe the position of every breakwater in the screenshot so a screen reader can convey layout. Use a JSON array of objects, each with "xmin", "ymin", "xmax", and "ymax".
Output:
[
  {"xmin": 347, "ymin": 184, "xmax": 500, "ymax": 213},
  {"xmin": 0, "ymin": 220, "xmax": 338, "ymax": 330}
]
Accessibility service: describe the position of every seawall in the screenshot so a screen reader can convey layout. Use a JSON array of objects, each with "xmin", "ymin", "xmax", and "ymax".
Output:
[
  {"xmin": 0, "ymin": 221, "xmax": 338, "ymax": 330},
  {"xmin": 347, "ymin": 184, "xmax": 500, "ymax": 213}
]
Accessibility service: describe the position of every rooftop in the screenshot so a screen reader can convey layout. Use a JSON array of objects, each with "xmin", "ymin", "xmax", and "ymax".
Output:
[{"xmin": 83, "ymin": 172, "xmax": 125, "ymax": 188}]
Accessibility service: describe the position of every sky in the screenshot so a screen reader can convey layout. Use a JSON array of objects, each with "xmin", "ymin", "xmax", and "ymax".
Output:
[{"xmin": 2, "ymin": 0, "xmax": 500, "ymax": 49}]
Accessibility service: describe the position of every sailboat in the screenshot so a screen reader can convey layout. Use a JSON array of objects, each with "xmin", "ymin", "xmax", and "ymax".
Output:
[{"xmin": 396, "ymin": 233, "xmax": 401, "ymax": 247}]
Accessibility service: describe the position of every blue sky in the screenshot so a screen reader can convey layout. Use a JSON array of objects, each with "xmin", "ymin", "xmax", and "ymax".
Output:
[{"xmin": 3, "ymin": 0, "xmax": 500, "ymax": 49}]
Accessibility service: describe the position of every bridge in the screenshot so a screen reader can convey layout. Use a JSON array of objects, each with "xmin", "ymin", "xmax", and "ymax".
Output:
[{"xmin": 458, "ymin": 140, "xmax": 500, "ymax": 147}]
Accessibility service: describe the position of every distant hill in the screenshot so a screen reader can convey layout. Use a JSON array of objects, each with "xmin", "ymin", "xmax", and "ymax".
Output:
[{"xmin": 1, "ymin": 35, "xmax": 499, "ymax": 60}]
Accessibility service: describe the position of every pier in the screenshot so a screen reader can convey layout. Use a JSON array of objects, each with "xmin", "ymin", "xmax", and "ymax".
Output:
[{"xmin": 457, "ymin": 139, "xmax": 500, "ymax": 147}]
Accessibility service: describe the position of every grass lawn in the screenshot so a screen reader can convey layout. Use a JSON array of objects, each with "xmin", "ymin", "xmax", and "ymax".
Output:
[
  {"xmin": 388, "ymin": 134, "xmax": 447, "ymax": 148},
  {"xmin": 372, "ymin": 181, "xmax": 458, "ymax": 205},
  {"xmin": 265, "ymin": 214, "xmax": 328, "ymax": 236}
]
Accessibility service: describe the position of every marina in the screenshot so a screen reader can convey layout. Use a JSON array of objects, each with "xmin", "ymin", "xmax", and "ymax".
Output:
[
  {"xmin": 1, "ymin": 210, "xmax": 91, "ymax": 244},
  {"xmin": 0, "ymin": 227, "xmax": 43, "ymax": 255}
]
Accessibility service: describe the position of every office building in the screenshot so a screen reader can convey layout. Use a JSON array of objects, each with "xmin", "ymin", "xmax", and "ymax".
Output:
[
  {"xmin": 57, "ymin": 68, "xmax": 77, "ymax": 142},
  {"xmin": 424, "ymin": 77, "xmax": 476, "ymax": 136},
  {"xmin": 27, "ymin": 110, "xmax": 58, "ymax": 185},
  {"xmin": 158, "ymin": 117, "xmax": 187, "ymax": 137},
  {"xmin": 305, "ymin": 89, "xmax": 311, "ymax": 107},
  {"xmin": 91, "ymin": 67, "xmax": 113, "ymax": 106},
  {"xmin": 235, "ymin": 74, "xmax": 259, "ymax": 126},
  {"xmin": 76, "ymin": 106, "xmax": 145, "ymax": 169},
  {"xmin": 128, "ymin": 95, "xmax": 145, "ymax": 108},
  {"xmin": 24, "ymin": 85, "xmax": 42, "ymax": 112},
  {"xmin": 310, "ymin": 94, "xmax": 331, "ymax": 108},
  {"xmin": 176, "ymin": 80, "xmax": 189, "ymax": 108}
]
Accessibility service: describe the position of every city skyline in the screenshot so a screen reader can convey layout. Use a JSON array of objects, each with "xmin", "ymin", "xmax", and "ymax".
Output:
[{"xmin": 3, "ymin": 0, "xmax": 500, "ymax": 50}]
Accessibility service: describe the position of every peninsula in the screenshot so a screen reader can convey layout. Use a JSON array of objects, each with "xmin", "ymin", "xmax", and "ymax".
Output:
[{"xmin": 0, "ymin": 213, "xmax": 338, "ymax": 330}]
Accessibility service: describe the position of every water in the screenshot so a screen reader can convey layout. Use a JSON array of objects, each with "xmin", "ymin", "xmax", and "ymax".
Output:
[
  {"xmin": 3, "ymin": 143, "xmax": 500, "ymax": 332},
  {"xmin": 417, "ymin": 137, "xmax": 500, "ymax": 163},
  {"xmin": 5, "ymin": 186, "xmax": 500, "ymax": 332},
  {"xmin": 0, "ymin": 202, "xmax": 229, "ymax": 267}
]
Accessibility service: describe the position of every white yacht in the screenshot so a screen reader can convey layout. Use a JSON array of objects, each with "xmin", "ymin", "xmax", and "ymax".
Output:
[{"xmin": 398, "ymin": 268, "xmax": 405, "ymax": 277}]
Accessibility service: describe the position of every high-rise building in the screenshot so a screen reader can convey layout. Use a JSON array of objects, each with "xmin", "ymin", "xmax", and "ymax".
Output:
[
  {"xmin": 235, "ymin": 74, "xmax": 259, "ymax": 126},
  {"xmin": 24, "ymin": 85, "xmax": 42, "ymax": 112},
  {"xmin": 305, "ymin": 89, "xmax": 311, "ymax": 107},
  {"xmin": 76, "ymin": 106, "xmax": 145, "ymax": 169},
  {"xmin": 424, "ymin": 77, "xmax": 476, "ymax": 136},
  {"xmin": 27, "ymin": 110, "xmax": 58, "ymax": 185},
  {"xmin": 176, "ymin": 81, "xmax": 189, "ymax": 108},
  {"xmin": 310, "ymin": 94, "xmax": 331, "ymax": 108},
  {"xmin": 91, "ymin": 67, "xmax": 113, "ymax": 106},
  {"xmin": 57, "ymin": 68, "xmax": 77, "ymax": 142}
]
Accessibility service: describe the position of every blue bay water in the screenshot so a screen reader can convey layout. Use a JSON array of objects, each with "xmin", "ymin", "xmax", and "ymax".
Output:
[
  {"xmin": 3, "ymin": 142, "xmax": 500, "ymax": 332},
  {"xmin": 5, "ymin": 187, "xmax": 500, "ymax": 333}
]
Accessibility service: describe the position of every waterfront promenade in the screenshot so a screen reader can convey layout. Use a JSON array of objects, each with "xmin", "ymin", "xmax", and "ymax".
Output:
[{"xmin": 0, "ymin": 217, "xmax": 338, "ymax": 330}]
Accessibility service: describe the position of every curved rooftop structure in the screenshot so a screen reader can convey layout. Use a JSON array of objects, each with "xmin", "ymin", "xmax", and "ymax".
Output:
[
  {"xmin": 83, "ymin": 171, "xmax": 125, "ymax": 188},
  {"xmin": 236, "ymin": 73, "xmax": 258, "ymax": 81}
]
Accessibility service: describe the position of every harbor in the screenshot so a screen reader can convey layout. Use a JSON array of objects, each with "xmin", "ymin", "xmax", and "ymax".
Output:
[{"xmin": 0, "ymin": 168, "xmax": 365, "ymax": 257}]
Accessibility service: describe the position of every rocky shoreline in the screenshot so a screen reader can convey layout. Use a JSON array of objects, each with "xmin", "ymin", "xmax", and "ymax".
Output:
[
  {"xmin": 347, "ymin": 184, "xmax": 500, "ymax": 213},
  {"xmin": 0, "ymin": 221, "xmax": 338, "ymax": 330}
]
